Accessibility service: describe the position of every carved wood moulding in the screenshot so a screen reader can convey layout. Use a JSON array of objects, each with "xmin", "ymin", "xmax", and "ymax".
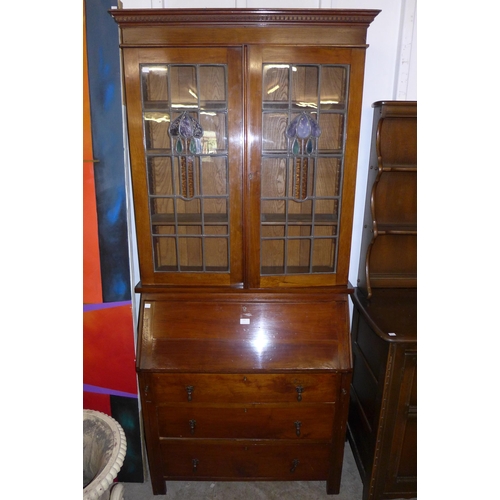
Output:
[{"xmin": 110, "ymin": 8, "xmax": 381, "ymax": 27}]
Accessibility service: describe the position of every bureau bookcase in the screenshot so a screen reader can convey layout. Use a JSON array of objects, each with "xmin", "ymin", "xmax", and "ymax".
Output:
[{"xmin": 111, "ymin": 9, "xmax": 379, "ymax": 495}]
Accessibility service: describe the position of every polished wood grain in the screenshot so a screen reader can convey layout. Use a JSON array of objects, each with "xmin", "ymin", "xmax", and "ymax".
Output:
[
  {"xmin": 159, "ymin": 440, "xmax": 332, "ymax": 480},
  {"xmin": 358, "ymin": 101, "xmax": 417, "ymax": 297},
  {"xmin": 156, "ymin": 404, "xmax": 335, "ymax": 439},
  {"xmin": 348, "ymin": 288, "xmax": 417, "ymax": 500},
  {"xmin": 145, "ymin": 373, "xmax": 340, "ymax": 403},
  {"xmin": 111, "ymin": 9, "xmax": 378, "ymax": 496}
]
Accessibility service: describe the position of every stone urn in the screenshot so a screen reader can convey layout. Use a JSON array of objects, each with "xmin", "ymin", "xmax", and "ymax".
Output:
[{"xmin": 83, "ymin": 410, "xmax": 127, "ymax": 500}]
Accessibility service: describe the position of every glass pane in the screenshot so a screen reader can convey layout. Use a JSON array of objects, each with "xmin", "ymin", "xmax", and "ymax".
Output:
[
  {"xmin": 205, "ymin": 238, "xmax": 228, "ymax": 270},
  {"xmin": 287, "ymin": 238, "xmax": 311, "ymax": 272},
  {"xmin": 153, "ymin": 236, "xmax": 177, "ymax": 270},
  {"xmin": 261, "ymin": 239, "xmax": 285, "ymax": 274},
  {"xmin": 318, "ymin": 113, "xmax": 344, "ymax": 152},
  {"xmin": 144, "ymin": 113, "xmax": 171, "ymax": 151},
  {"xmin": 262, "ymin": 113, "xmax": 288, "ymax": 152},
  {"xmin": 315, "ymin": 199, "xmax": 339, "ymax": 219},
  {"xmin": 199, "ymin": 112, "xmax": 227, "ymax": 153},
  {"xmin": 315, "ymin": 158, "xmax": 342, "ymax": 197},
  {"xmin": 288, "ymin": 226, "xmax": 312, "ymax": 237},
  {"xmin": 262, "ymin": 226, "xmax": 285, "ymax": 238},
  {"xmin": 199, "ymin": 66, "xmax": 226, "ymax": 108},
  {"xmin": 312, "ymin": 239, "xmax": 336, "ymax": 271},
  {"xmin": 288, "ymin": 199, "xmax": 313, "ymax": 223},
  {"xmin": 203, "ymin": 198, "xmax": 228, "ymax": 223},
  {"xmin": 314, "ymin": 225, "xmax": 337, "ymax": 237},
  {"xmin": 170, "ymin": 66, "xmax": 197, "ymax": 108},
  {"xmin": 262, "ymin": 64, "xmax": 290, "ymax": 106},
  {"xmin": 150, "ymin": 197, "xmax": 174, "ymax": 219},
  {"xmin": 201, "ymin": 157, "xmax": 228, "ymax": 196},
  {"xmin": 262, "ymin": 158, "xmax": 287, "ymax": 198},
  {"xmin": 178, "ymin": 236, "xmax": 203, "ymax": 270},
  {"xmin": 320, "ymin": 66, "xmax": 347, "ymax": 109},
  {"xmin": 292, "ymin": 66, "xmax": 319, "ymax": 109},
  {"xmin": 148, "ymin": 158, "xmax": 174, "ymax": 196},
  {"xmin": 205, "ymin": 225, "xmax": 228, "ymax": 235},
  {"xmin": 261, "ymin": 200, "xmax": 285, "ymax": 223},
  {"xmin": 141, "ymin": 65, "xmax": 169, "ymax": 103},
  {"xmin": 177, "ymin": 198, "xmax": 201, "ymax": 219}
]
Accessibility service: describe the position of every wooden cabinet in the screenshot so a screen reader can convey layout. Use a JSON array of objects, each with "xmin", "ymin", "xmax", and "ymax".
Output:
[
  {"xmin": 348, "ymin": 289, "xmax": 417, "ymax": 500},
  {"xmin": 348, "ymin": 101, "xmax": 417, "ymax": 500},
  {"xmin": 110, "ymin": 8, "xmax": 379, "ymax": 496}
]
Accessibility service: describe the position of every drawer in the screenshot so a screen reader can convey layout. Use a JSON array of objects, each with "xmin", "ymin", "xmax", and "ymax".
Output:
[
  {"xmin": 157, "ymin": 404, "xmax": 335, "ymax": 439},
  {"xmin": 146, "ymin": 372, "xmax": 339, "ymax": 403},
  {"xmin": 159, "ymin": 440, "xmax": 331, "ymax": 480}
]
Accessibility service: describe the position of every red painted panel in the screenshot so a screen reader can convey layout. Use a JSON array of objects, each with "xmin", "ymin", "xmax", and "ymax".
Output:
[
  {"xmin": 83, "ymin": 304, "xmax": 137, "ymax": 395},
  {"xmin": 83, "ymin": 392, "xmax": 111, "ymax": 416}
]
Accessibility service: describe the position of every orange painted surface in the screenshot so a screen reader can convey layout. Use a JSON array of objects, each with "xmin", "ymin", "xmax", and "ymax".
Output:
[{"xmin": 83, "ymin": 10, "xmax": 103, "ymax": 304}]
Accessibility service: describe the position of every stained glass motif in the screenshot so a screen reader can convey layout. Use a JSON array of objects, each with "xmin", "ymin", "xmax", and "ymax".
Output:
[
  {"xmin": 261, "ymin": 63, "xmax": 348, "ymax": 276},
  {"xmin": 169, "ymin": 111, "xmax": 204, "ymax": 199},
  {"xmin": 141, "ymin": 63, "xmax": 230, "ymax": 274},
  {"xmin": 169, "ymin": 111, "xmax": 204, "ymax": 155},
  {"xmin": 286, "ymin": 112, "xmax": 321, "ymax": 201}
]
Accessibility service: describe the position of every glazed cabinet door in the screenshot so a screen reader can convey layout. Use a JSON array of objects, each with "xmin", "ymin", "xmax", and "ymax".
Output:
[
  {"xmin": 122, "ymin": 47, "xmax": 243, "ymax": 286},
  {"xmin": 246, "ymin": 46, "xmax": 366, "ymax": 288}
]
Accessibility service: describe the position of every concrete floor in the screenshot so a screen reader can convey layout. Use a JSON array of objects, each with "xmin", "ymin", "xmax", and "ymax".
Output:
[{"xmin": 119, "ymin": 441, "xmax": 415, "ymax": 499}]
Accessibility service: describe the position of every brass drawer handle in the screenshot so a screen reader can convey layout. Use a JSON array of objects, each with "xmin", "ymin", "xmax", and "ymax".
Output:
[
  {"xmin": 192, "ymin": 458, "xmax": 199, "ymax": 473},
  {"xmin": 189, "ymin": 419, "xmax": 196, "ymax": 435},
  {"xmin": 290, "ymin": 459, "xmax": 300, "ymax": 473},
  {"xmin": 296, "ymin": 385, "xmax": 304, "ymax": 402},
  {"xmin": 186, "ymin": 385, "xmax": 194, "ymax": 402},
  {"xmin": 294, "ymin": 421, "xmax": 302, "ymax": 437}
]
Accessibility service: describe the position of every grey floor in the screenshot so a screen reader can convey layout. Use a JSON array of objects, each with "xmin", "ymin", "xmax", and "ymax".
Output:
[{"xmin": 120, "ymin": 441, "xmax": 415, "ymax": 500}]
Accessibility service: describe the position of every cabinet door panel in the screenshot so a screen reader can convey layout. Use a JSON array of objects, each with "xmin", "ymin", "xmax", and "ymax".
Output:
[
  {"xmin": 123, "ymin": 47, "xmax": 243, "ymax": 286},
  {"xmin": 246, "ymin": 46, "xmax": 365, "ymax": 288}
]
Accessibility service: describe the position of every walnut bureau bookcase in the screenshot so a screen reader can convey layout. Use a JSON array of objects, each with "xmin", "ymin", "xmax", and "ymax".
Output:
[
  {"xmin": 110, "ymin": 9, "xmax": 379, "ymax": 496},
  {"xmin": 348, "ymin": 101, "xmax": 417, "ymax": 500}
]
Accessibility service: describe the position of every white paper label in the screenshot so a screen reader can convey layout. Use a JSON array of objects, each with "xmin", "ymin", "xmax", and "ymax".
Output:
[{"xmin": 240, "ymin": 318, "xmax": 250, "ymax": 324}]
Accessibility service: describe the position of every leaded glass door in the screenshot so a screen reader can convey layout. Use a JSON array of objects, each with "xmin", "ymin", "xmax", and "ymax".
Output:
[
  {"xmin": 123, "ymin": 48, "xmax": 243, "ymax": 286},
  {"xmin": 247, "ymin": 46, "xmax": 364, "ymax": 288}
]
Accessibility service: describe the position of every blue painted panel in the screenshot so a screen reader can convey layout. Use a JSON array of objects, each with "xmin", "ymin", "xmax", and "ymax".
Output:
[{"xmin": 85, "ymin": 0, "xmax": 131, "ymax": 302}]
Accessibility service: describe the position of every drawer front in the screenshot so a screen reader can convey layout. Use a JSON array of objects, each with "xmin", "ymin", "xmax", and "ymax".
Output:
[
  {"xmin": 160, "ymin": 440, "xmax": 331, "ymax": 480},
  {"xmin": 157, "ymin": 404, "xmax": 335, "ymax": 439},
  {"xmin": 145, "ymin": 299, "xmax": 347, "ymax": 341},
  {"xmin": 148, "ymin": 373, "xmax": 339, "ymax": 403}
]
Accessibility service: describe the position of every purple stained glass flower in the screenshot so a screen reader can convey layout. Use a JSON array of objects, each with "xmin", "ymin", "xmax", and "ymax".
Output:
[
  {"xmin": 169, "ymin": 111, "xmax": 203, "ymax": 140},
  {"xmin": 286, "ymin": 112, "xmax": 321, "ymax": 140}
]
